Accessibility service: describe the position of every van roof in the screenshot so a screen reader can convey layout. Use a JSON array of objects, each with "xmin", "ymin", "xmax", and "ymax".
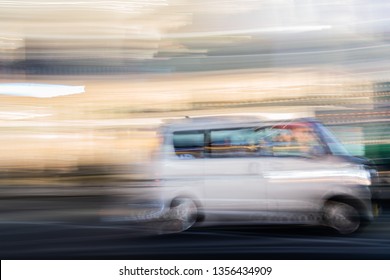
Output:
[
  {"xmin": 161, "ymin": 114, "xmax": 317, "ymax": 131},
  {"xmin": 163, "ymin": 115, "xmax": 262, "ymax": 126}
]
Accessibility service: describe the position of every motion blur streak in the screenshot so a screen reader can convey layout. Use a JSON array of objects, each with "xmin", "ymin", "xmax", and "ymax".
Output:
[
  {"xmin": 0, "ymin": 83, "xmax": 85, "ymax": 98},
  {"xmin": 1, "ymin": 0, "xmax": 390, "ymax": 258}
]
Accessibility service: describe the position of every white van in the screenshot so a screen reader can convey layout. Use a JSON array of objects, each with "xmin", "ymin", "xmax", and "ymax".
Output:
[
  {"xmin": 145, "ymin": 115, "xmax": 376, "ymax": 234},
  {"xmin": 103, "ymin": 115, "xmax": 376, "ymax": 234}
]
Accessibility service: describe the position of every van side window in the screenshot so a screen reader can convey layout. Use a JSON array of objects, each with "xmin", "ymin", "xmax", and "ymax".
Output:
[
  {"xmin": 206, "ymin": 124, "xmax": 326, "ymax": 158},
  {"xmin": 208, "ymin": 127, "xmax": 261, "ymax": 158},
  {"xmin": 258, "ymin": 125, "xmax": 326, "ymax": 157},
  {"xmin": 173, "ymin": 130, "xmax": 204, "ymax": 159}
]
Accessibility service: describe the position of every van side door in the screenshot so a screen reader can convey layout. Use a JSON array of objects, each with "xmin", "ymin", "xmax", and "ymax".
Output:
[
  {"xmin": 202, "ymin": 127, "xmax": 267, "ymax": 218},
  {"xmin": 259, "ymin": 123, "xmax": 336, "ymax": 219}
]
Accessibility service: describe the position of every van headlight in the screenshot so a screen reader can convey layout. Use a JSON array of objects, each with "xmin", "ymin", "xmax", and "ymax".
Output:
[
  {"xmin": 367, "ymin": 167, "xmax": 379, "ymax": 184},
  {"xmin": 356, "ymin": 165, "xmax": 372, "ymax": 186}
]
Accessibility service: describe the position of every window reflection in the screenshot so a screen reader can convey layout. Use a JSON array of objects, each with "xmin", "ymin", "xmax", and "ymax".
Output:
[{"xmin": 172, "ymin": 123, "xmax": 327, "ymax": 159}]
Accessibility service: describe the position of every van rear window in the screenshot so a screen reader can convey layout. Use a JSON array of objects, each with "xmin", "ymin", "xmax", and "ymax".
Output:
[{"xmin": 173, "ymin": 131, "xmax": 205, "ymax": 159}]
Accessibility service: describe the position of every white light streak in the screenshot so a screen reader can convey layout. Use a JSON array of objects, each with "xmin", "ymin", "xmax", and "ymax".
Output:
[{"xmin": 0, "ymin": 83, "xmax": 85, "ymax": 98}]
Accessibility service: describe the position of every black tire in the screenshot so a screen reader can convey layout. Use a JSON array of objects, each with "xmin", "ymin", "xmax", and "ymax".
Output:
[{"xmin": 323, "ymin": 201, "xmax": 361, "ymax": 234}]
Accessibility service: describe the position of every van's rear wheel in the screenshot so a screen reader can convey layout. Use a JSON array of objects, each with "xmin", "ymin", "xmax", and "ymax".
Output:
[
  {"xmin": 169, "ymin": 198, "xmax": 198, "ymax": 232},
  {"xmin": 324, "ymin": 201, "xmax": 360, "ymax": 234}
]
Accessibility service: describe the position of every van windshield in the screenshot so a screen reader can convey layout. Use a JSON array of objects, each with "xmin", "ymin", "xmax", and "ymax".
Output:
[{"xmin": 316, "ymin": 123, "xmax": 351, "ymax": 156}]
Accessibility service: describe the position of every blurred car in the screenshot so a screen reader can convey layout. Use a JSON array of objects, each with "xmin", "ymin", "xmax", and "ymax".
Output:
[{"xmin": 133, "ymin": 115, "xmax": 376, "ymax": 234}]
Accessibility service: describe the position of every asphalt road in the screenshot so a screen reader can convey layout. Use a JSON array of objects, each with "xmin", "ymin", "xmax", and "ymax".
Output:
[{"xmin": 1, "ymin": 198, "xmax": 390, "ymax": 260}]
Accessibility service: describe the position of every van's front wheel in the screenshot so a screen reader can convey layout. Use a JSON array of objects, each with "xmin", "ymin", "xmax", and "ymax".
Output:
[
  {"xmin": 323, "ymin": 201, "xmax": 361, "ymax": 234},
  {"xmin": 169, "ymin": 198, "xmax": 198, "ymax": 232}
]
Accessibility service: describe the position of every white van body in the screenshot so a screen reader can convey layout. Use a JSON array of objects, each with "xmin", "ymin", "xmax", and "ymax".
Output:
[{"xmin": 115, "ymin": 115, "xmax": 374, "ymax": 234}]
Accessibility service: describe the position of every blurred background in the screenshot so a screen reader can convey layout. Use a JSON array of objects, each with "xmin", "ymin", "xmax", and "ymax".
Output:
[
  {"xmin": 1, "ymin": 0, "xmax": 390, "ymax": 179},
  {"xmin": 1, "ymin": 0, "xmax": 390, "ymax": 258}
]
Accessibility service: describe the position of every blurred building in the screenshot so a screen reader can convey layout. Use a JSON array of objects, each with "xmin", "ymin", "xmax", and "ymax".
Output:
[{"xmin": 1, "ymin": 0, "xmax": 390, "ymax": 176}]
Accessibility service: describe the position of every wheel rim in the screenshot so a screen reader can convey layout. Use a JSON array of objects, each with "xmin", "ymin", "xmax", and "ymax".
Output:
[
  {"xmin": 170, "ymin": 198, "xmax": 197, "ymax": 231},
  {"xmin": 324, "ymin": 201, "xmax": 360, "ymax": 234}
]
